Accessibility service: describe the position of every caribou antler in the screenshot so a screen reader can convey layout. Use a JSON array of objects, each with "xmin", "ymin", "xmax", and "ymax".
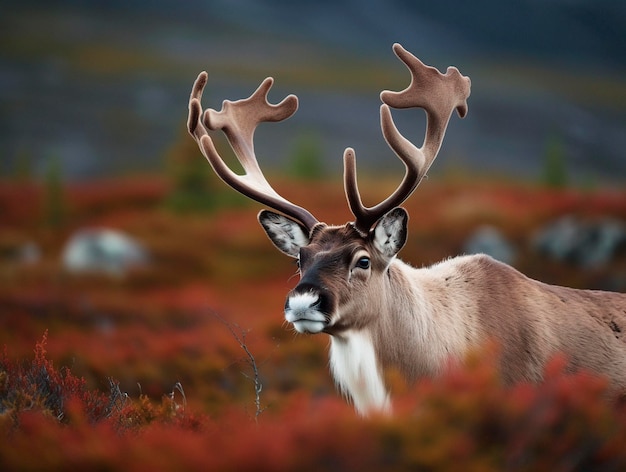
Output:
[
  {"xmin": 188, "ymin": 72, "xmax": 319, "ymax": 231},
  {"xmin": 345, "ymin": 43, "xmax": 471, "ymax": 233}
]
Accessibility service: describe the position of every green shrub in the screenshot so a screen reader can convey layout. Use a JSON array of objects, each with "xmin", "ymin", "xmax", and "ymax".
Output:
[
  {"xmin": 288, "ymin": 131, "xmax": 326, "ymax": 180},
  {"xmin": 541, "ymin": 133, "xmax": 568, "ymax": 188},
  {"xmin": 163, "ymin": 128, "xmax": 221, "ymax": 213},
  {"xmin": 42, "ymin": 156, "xmax": 66, "ymax": 227}
]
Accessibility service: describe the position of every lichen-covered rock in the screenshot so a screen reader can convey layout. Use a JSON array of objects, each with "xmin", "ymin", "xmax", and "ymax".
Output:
[
  {"xmin": 62, "ymin": 228, "xmax": 148, "ymax": 276},
  {"xmin": 533, "ymin": 216, "xmax": 626, "ymax": 268},
  {"xmin": 463, "ymin": 225, "xmax": 516, "ymax": 265}
]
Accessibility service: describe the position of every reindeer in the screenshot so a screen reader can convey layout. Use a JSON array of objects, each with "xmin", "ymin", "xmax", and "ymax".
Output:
[{"xmin": 187, "ymin": 44, "xmax": 626, "ymax": 415}]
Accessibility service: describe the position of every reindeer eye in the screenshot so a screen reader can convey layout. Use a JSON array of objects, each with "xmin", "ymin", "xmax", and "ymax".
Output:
[{"xmin": 355, "ymin": 256, "xmax": 370, "ymax": 270}]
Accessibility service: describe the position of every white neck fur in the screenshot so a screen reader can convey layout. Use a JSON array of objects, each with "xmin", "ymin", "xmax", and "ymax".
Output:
[{"xmin": 329, "ymin": 330, "xmax": 390, "ymax": 415}]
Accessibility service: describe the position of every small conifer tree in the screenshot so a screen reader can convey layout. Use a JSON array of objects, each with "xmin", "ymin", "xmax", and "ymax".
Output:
[
  {"xmin": 288, "ymin": 131, "xmax": 325, "ymax": 180},
  {"xmin": 542, "ymin": 133, "xmax": 568, "ymax": 188},
  {"xmin": 43, "ymin": 155, "xmax": 66, "ymax": 227}
]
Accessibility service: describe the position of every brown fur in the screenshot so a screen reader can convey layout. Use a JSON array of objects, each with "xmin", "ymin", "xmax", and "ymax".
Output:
[
  {"xmin": 297, "ymin": 225, "xmax": 626, "ymax": 395},
  {"xmin": 376, "ymin": 254, "xmax": 626, "ymax": 392},
  {"xmin": 187, "ymin": 46, "xmax": 626, "ymax": 412}
]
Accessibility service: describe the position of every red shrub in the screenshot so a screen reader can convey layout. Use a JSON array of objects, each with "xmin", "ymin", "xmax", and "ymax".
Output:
[
  {"xmin": 2, "ymin": 178, "xmax": 626, "ymax": 470},
  {"xmin": 3, "ymin": 337, "xmax": 626, "ymax": 471}
]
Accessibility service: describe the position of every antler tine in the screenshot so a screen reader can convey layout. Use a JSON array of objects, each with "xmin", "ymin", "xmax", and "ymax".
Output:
[
  {"xmin": 188, "ymin": 72, "xmax": 319, "ymax": 231},
  {"xmin": 345, "ymin": 43, "xmax": 471, "ymax": 233}
]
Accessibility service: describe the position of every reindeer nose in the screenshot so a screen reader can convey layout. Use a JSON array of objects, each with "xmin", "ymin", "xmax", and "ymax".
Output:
[
  {"xmin": 285, "ymin": 293, "xmax": 320, "ymax": 313},
  {"xmin": 286, "ymin": 283, "xmax": 321, "ymax": 309},
  {"xmin": 291, "ymin": 282, "xmax": 320, "ymax": 298}
]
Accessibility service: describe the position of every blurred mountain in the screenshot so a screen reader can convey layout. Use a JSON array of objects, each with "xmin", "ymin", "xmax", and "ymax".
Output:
[
  {"xmin": 1, "ymin": 0, "xmax": 625, "ymax": 183},
  {"xmin": 22, "ymin": 0, "xmax": 623, "ymax": 68}
]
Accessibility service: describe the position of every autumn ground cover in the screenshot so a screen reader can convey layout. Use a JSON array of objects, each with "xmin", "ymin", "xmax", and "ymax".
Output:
[{"xmin": 1, "ymin": 175, "xmax": 626, "ymax": 470}]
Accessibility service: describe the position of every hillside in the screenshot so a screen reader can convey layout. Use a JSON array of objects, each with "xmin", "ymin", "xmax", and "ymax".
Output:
[{"xmin": 1, "ymin": 1, "xmax": 625, "ymax": 183}]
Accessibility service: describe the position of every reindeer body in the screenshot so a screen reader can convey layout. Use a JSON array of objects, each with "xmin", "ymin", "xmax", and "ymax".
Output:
[
  {"xmin": 187, "ymin": 43, "xmax": 626, "ymax": 415},
  {"xmin": 272, "ymin": 218, "xmax": 626, "ymax": 414},
  {"xmin": 330, "ymin": 253, "xmax": 626, "ymax": 413}
]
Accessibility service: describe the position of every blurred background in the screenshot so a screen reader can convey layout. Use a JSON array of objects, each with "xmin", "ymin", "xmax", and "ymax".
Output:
[
  {"xmin": 1, "ymin": 0, "xmax": 625, "ymax": 425},
  {"xmin": 1, "ymin": 0, "xmax": 625, "ymax": 183}
]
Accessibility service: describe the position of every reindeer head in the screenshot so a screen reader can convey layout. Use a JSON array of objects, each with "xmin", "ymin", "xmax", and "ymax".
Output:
[
  {"xmin": 188, "ymin": 44, "xmax": 470, "ymax": 335},
  {"xmin": 258, "ymin": 208, "xmax": 408, "ymax": 334}
]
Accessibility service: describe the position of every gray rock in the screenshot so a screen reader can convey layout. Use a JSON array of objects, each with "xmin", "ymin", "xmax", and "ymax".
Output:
[
  {"xmin": 532, "ymin": 216, "xmax": 626, "ymax": 268},
  {"xmin": 62, "ymin": 228, "xmax": 148, "ymax": 276},
  {"xmin": 463, "ymin": 225, "xmax": 516, "ymax": 265}
]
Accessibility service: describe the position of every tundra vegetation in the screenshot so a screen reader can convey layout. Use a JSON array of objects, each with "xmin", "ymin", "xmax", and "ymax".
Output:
[
  {"xmin": 1, "ymin": 166, "xmax": 625, "ymax": 469},
  {"xmin": 187, "ymin": 45, "xmax": 626, "ymax": 417}
]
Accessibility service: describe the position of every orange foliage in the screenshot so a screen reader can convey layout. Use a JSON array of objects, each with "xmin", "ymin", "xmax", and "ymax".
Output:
[
  {"xmin": 1, "ymin": 176, "xmax": 626, "ymax": 470},
  {"xmin": 2, "ymin": 338, "xmax": 626, "ymax": 471}
]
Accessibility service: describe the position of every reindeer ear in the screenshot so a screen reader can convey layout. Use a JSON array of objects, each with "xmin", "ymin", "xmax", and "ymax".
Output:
[
  {"xmin": 258, "ymin": 210, "xmax": 310, "ymax": 258},
  {"xmin": 371, "ymin": 207, "xmax": 408, "ymax": 258}
]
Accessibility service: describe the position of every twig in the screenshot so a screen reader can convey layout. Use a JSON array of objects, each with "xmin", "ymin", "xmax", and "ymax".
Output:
[
  {"xmin": 170, "ymin": 381, "xmax": 187, "ymax": 412},
  {"xmin": 213, "ymin": 312, "xmax": 265, "ymax": 422}
]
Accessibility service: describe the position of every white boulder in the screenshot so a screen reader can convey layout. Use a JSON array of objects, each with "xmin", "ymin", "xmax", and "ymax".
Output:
[{"xmin": 62, "ymin": 228, "xmax": 148, "ymax": 276}]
